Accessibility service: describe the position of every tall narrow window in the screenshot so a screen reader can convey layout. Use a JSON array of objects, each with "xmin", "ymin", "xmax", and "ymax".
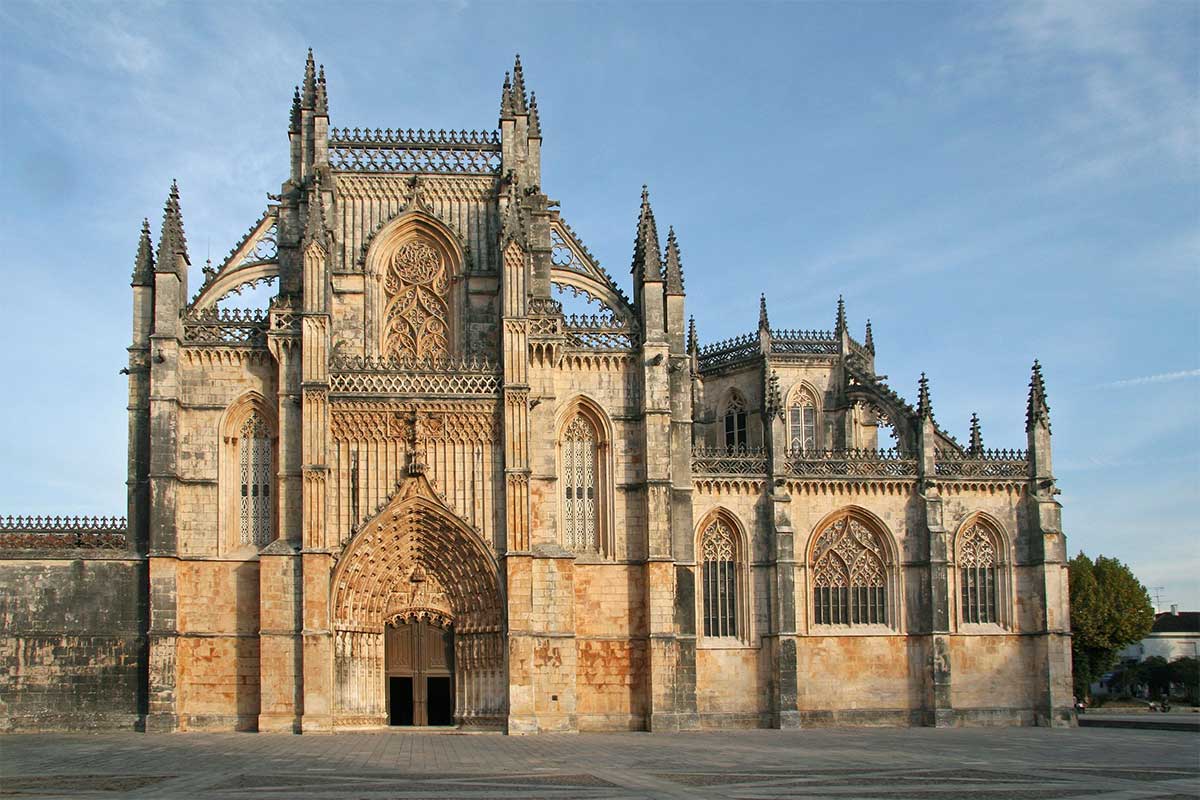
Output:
[
  {"xmin": 561, "ymin": 414, "xmax": 598, "ymax": 551},
  {"xmin": 723, "ymin": 393, "xmax": 747, "ymax": 451},
  {"xmin": 811, "ymin": 514, "xmax": 890, "ymax": 626},
  {"xmin": 788, "ymin": 387, "xmax": 818, "ymax": 454},
  {"xmin": 959, "ymin": 521, "xmax": 1001, "ymax": 624},
  {"xmin": 239, "ymin": 411, "xmax": 273, "ymax": 547},
  {"xmin": 700, "ymin": 517, "xmax": 741, "ymax": 638}
]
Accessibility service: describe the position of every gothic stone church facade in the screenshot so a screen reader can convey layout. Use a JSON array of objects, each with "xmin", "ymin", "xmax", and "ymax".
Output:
[{"xmin": 0, "ymin": 54, "xmax": 1074, "ymax": 733}]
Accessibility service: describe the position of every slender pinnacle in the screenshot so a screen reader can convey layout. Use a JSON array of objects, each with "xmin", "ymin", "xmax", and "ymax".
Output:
[
  {"xmin": 132, "ymin": 218, "xmax": 155, "ymax": 286},
  {"xmin": 917, "ymin": 372, "xmax": 934, "ymax": 420},
  {"xmin": 836, "ymin": 294, "xmax": 847, "ymax": 334},
  {"xmin": 663, "ymin": 225, "xmax": 684, "ymax": 293},
  {"xmin": 302, "ymin": 48, "xmax": 316, "ymax": 108},
  {"xmin": 864, "ymin": 318, "xmax": 875, "ymax": 352},
  {"xmin": 631, "ymin": 185, "xmax": 662, "ymax": 281},
  {"xmin": 969, "ymin": 413, "xmax": 983, "ymax": 454},
  {"xmin": 1026, "ymin": 359, "xmax": 1051, "ymax": 432},
  {"xmin": 500, "ymin": 71, "xmax": 514, "ymax": 117},
  {"xmin": 759, "ymin": 294, "xmax": 770, "ymax": 332},
  {"xmin": 289, "ymin": 86, "xmax": 301, "ymax": 132},
  {"xmin": 155, "ymin": 180, "xmax": 188, "ymax": 272},
  {"xmin": 687, "ymin": 316, "xmax": 698, "ymax": 355},
  {"xmin": 511, "ymin": 54, "xmax": 528, "ymax": 114},
  {"xmin": 528, "ymin": 92, "xmax": 542, "ymax": 138},
  {"xmin": 315, "ymin": 65, "xmax": 328, "ymax": 115}
]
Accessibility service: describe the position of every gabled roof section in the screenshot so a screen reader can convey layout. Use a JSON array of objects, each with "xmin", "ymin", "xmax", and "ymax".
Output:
[
  {"xmin": 190, "ymin": 206, "xmax": 280, "ymax": 310},
  {"xmin": 549, "ymin": 216, "xmax": 634, "ymax": 319}
]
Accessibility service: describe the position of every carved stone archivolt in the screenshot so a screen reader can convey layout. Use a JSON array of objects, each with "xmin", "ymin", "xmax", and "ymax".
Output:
[{"xmin": 332, "ymin": 473, "xmax": 502, "ymax": 634}]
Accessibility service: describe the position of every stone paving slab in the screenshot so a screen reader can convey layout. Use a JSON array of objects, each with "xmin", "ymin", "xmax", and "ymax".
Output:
[{"xmin": 0, "ymin": 727, "xmax": 1197, "ymax": 799}]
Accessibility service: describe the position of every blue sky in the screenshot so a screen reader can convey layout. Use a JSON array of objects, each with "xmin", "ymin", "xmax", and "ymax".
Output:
[{"xmin": 1, "ymin": 1, "xmax": 1196, "ymax": 608}]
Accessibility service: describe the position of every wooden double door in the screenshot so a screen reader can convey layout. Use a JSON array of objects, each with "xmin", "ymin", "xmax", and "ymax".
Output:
[{"xmin": 385, "ymin": 620, "xmax": 454, "ymax": 726}]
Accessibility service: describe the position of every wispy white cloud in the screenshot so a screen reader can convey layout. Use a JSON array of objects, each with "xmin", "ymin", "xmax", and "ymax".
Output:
[{"xmin": 1103, "ymin": 369, "xmax": 1200, "ymax": 388}]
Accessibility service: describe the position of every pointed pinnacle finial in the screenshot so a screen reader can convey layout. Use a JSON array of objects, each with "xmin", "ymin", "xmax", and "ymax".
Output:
[
  {"xmin": 155, "ymin": 180, "xmax": 188, "ymax": 273},
  {"xmin": 132, "ymin": 217, "xmax": 155, "ymax": 286},
  {"xmin": 290, "ymin": 86, "xmax": 301, "ymax": 132},
  {"xmin": 687, "ymin": 315, "xmax": 698, "ymax": 356},
  {"xmin": 528, "ymin": 91, "xmax": 542, "ymax": 138},
  {"xmin": 511, "ymin": 54, "xmax": 528, "ymax": 114},
  {"xmin": 500, "ymin": 71, "xmax": 514, "ymax": 117},
  {"xmin": 302, "ymin": 48, "xmax": 316, "ymax": 108},
  {"xmin": 759, "ymin": 294, "xmax": 770, "ymax": 332},
  {"xmin": 631, "ymin": 185, "xmax": 662, "ymax": 281},
  {"xmin": 1026, "ymin": 359, "xmax": 1051, "ymax": 432},
  {"xmin": 315, "ymin": 65, "xmax": 328, "ymax": 115},
  {"xmin": 663, "ymin": 225, "xmax": 684, "ymax": 293},
  {"xmin": 969, "ymin": 413, "xmax": 983, "ymax": 454},
  {"xmin": 917, "ymin": 372, "xmax": 934, "ymax": 420},
  {"xmin": 836, "ymin": 294, "xmax": 847, "ymax": 334},
  {"xmin": 864, "ymin": 318, "xmax": 874, "ymax": 353}
]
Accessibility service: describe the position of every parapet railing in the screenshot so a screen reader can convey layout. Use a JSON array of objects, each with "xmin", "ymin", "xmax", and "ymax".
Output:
[
  {"xmin": 183, "ymin": 308, "xmax": 269, "ymax": 345},
  {"xmin": 0, "ymin": 515, "xmax": 128, "ymax": 550},
  {"xmin": 328, "ymin": 354, "xmax": 501, "ymax": 396},
  {"xmin": 562, "ymin": 312, "xmax": 637, "ymax": 350},
  {"xmin": 691, "ymin": 446, "xmax": 769, "ymax": 476},
  {"xmin": 697, "ymin": 332, "xmax": 759, "ymax": 371},
  {"xmin": 786, "ymin": 448, "xmax": 918, "ymax": 478},
  {"xmin": 771, "ymin": 329, "xmax": 839, "ymax": 356},
  {"xmin": 328, "ymin": 127, "xmax": 502, "ymax": 174},
  {"xmin": 696, "ymin": 328, "xmax": 844, "ymax": 372},
  {"xmin": 934, "ymin": 449, "xmax": 1029, "ymax": 478}
]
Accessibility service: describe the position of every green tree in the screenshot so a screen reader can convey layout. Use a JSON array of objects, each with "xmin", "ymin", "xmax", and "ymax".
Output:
[
  {"xmin": 1068, "ymin": 553, "xmax": 1154, "ymax": 699},
  {"xmin": 1169, "ymin": 657, "xmax": 1199, "ymax": 704}
]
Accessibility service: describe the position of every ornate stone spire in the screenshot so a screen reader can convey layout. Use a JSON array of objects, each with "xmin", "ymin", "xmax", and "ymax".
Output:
[
  {"xmin": 917, "ymin": 372, "xmax": 934, "ymax": 420},
  {"xmin": 663, "ymin": 226, "xmax": 684, "ymax": 293},
  {"xmin": 131, "ymin": 218, "xmax": 155, "ymax": 286},
  {"xmin": 289, "ymin": 86, "xmax": 301, "ymax": 133},
  {"xmin": 758, "ymin": 293, "xmax": 770, "ymax": 333},
  {"xmin": 1026, "ymin": 360, "xmax": 1050, "ymax": 432},
  {"xmin": 630, "ymin": 185, "xmax": 662, "ymax": 281},
  {"xmin": 864, "ymin": 318, "xmax": 874, "ymax": 353},
  {"xmin": 500, "ymin": 71, "xmax": 514, "ymax": 118},
  {"xmin": 510, "ymin": 54, "xmax": 528, "ymax": 114},
  {"xmin": 835, "ymin": 294, "xmax": 847, "ymax": 334},
  {"xmin": 528, "ymin": 92, "xmax": 542, "ymax": 138},
  {"xmin": 687, "ymin": 316, "xmax": 698, "ymax": 356},
  {"xmin": 302, "ymin": 48, "xmax": 316, "ymax": 109},
  {"xmin": 315, "ymin": 65, "xmax": 328, "ymax": 115},
  {"xmin": 969, "ymin": 413, "xmax": 983, "ymax": 455},
  {"xmin": 155, "ymin": 180, "xmax": 188, "ymax": 274}
]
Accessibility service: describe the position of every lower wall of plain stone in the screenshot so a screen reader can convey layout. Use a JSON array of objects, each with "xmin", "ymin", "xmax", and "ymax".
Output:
[{"xmin": 0, "ymin": 557, "xmax": 147, "ymax": 732}]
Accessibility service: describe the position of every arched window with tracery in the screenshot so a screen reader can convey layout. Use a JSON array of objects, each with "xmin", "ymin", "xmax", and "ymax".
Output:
[
  {"xmin": 723, "ymin": 392, "xmax": 748, "ymax": 451},
  {"xmin": 699, "ymin": 515, "xmax": 744, "ymax": 639},
  {"xmin": 561, "ymin": 413, "xmax": 598, "ymax": 551},
  {"xmin": 221, "ymin": 397, "xmax": 276, "ymax": 553},
  {"xmin": 788, "ymin": 385, "xmax": 818, "ymax": 454},
  {"xmin": 958, "ymin": 518, "xmax": 1008, "ymax": 626},
  {"xmin": 238, "ymin": 411, "xmax": 273, "ymax": 547},
  {"xmin": 810, "ymin": 512, "xmax": 894, "ymax": 627},
  {"xmin": 382, "ymin": 238, "xmax": 451, "ymax": 361}
]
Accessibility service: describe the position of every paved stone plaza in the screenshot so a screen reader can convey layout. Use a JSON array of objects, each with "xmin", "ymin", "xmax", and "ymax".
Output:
[{"xmin": 1, "ymin": 728, "xmax": 1197, "ymax": 799}]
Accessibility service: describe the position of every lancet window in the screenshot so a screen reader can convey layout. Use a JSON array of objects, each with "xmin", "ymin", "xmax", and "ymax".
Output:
[
  {"xmin": 238, "ymin": 411, "xmax": 273, "ymax": 547},
  {"xmin": 723, "ymin": 393, "xmax": 748, "ymax": 451},
  {"xmin": 958, "ymin": 519, "xmax": 1006, "ymax": 626},
  {"xmin": 811, "ymin": 513, "xmax": 892, "ymax": 626},
  {"xmin": 700, "ymin": 516, "xmax": 743, "ymax": 639},
  {"xmin": 382, "ymin": 238, "xmax": 451, "ymax": 360},
  {"xmin": 561, "ymin": 413, "xmax": 599, "ymax": 552},
  {"xmin": 788, "ymin": 386, "xmax": 818, "ymax": 454}
]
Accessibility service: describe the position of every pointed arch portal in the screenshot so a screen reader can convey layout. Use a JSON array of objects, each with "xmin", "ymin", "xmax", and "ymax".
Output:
[{"xmin": 330, "ymin": 474, "xmax": 505, "ymax": 729}]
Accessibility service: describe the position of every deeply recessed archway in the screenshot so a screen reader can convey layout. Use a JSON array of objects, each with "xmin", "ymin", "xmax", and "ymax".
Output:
[{"xmin": 330, "ymin": 473, "xmax": 505, "ymax": 729}]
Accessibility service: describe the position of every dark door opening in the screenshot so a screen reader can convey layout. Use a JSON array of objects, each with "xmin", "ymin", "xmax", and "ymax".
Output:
[
  {"xmin": 426, "ymin": 676, "xmax": 453, "ymax": 726},
  {"xmin": 389, "ymin": 676, "xmax": 413, "ymax": 726}
]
